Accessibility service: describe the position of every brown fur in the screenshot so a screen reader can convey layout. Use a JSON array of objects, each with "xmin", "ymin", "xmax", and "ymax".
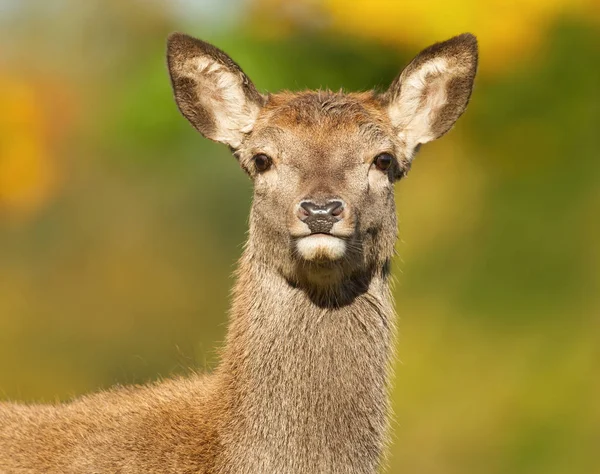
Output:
[{"xmin": 0, "ymin": 32, "xmax": 478, "ymax": 473}]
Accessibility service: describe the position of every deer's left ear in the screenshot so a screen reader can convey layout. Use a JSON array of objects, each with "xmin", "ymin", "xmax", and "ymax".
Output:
[
  {"xmin": 382, "ymin": 33, "xmax": 478, "ymax": 155},
  {"xmin": 167, "ymin": 33, "xmax": 266, "ymax": 149}
]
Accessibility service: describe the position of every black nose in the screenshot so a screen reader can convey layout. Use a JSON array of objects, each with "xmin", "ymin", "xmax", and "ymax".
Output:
[{"xmin": 298, "ymin": 199, "xmax": 345, "ymax": 234}]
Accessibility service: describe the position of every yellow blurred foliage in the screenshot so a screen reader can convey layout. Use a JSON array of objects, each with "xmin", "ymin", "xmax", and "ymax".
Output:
[
  {"xmin": 0, "ymin": 76, "xmax": 70, "ymax": 221},
  {"xmin": 253, "ymin": 0, "xmax": 600, "ymax": 72},
  {"xmin": 396, "ymin": 134, "xmax": 486, "ymax": 256}
]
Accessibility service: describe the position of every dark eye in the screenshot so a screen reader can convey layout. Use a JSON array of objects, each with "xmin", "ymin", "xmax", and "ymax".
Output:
[
  {"xmin": 253, "ymin": 154, "xmax": 272, "ymax": 173},
  {"xmin": 374, "ymin": 153, "xmax": 393, "ymax": 172}
]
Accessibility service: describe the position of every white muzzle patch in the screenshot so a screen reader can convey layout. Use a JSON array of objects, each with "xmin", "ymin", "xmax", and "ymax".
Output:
[{"xmin": 296, "ymin": 235, "xmax": 346, "ymax": 261}]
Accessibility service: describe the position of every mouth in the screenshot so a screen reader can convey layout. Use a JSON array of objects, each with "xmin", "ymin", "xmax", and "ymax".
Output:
[{"xmin": 295, "ymin": 233, "xmax": 346, "ymax": 262}]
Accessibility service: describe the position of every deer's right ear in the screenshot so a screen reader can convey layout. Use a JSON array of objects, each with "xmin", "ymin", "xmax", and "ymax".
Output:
[
  {"xmin": 167, "ymin": 33, "xmax": 266, "ymax": 149},
  {"xmin": 382, "ymin": 33, "xmax": 478, "ymax": 156}
]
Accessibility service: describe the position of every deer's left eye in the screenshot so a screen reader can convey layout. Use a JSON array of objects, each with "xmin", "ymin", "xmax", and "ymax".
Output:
[
  {"xmin": 253, "ymin": 154, "xmax": 272, "ymax": 173},
  {"xmin": 374, "ymin": 153, "xmax": 394, "ymax": 172}
]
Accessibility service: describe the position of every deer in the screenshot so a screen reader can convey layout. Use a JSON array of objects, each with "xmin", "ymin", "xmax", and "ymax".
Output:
[{"xmin": 0, "ymin": 32, "xmax": 478, "ymax": 473}]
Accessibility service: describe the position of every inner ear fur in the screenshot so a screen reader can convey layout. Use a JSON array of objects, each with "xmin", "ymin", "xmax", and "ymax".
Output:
[
  {"xmin": 167, "ymin": 33, "xmax": 266, "ymax": 149},
  {"xmin": 383, "ymin": 33, "xmax": 478, "ymax": 151}
]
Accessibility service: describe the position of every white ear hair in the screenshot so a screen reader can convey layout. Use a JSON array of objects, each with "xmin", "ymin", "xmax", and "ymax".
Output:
[
  {"xmin": 387, "ymin": 57, "xmax": 450, "ymax": 146},
  {"xmin": 183, "ymin": 55, "xmax": 261, "ymax": 147},
  {"xmin": 167, "ymin": 33, "xmax": 265, "ymax": 149},
  {"xmin": 384, "ymin": 34, "xmax": 478, "ymax": 156}
]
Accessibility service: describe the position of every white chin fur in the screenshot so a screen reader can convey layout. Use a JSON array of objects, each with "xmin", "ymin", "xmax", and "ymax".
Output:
[{"xmin": 296, "ymin": 235, "xmax": 346, "ymax": 261}]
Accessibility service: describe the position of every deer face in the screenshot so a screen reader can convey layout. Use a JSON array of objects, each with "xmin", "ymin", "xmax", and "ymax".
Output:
[
  {"xmin": 239, "ymin": 91, "xmax": 403, "ymax": 285},
  {"xmin": 167, "ymin": 33, "xmax": 477, "ymax": 287}
]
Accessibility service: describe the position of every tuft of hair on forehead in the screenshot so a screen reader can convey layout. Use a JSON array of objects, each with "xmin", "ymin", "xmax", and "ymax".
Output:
[{"xmin": 261, "ymin": 90, "xmax": 385, "ymax": 129}]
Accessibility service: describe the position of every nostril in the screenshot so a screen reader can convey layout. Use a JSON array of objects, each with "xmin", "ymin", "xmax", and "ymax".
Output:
[
  {"xmin": 298, "ymin": 199, "xmax": 345, "ymax": 223},
  {"xmin": 298, "ymin": 199, "xmax": 345, "ymax": 233},
  {"xmin": 328, "ymin": 200, "xmax": 344, "ymax": 218},
  {"xmin": 298, "ymin": 201, "xmax": 312, "ymax": 221}
]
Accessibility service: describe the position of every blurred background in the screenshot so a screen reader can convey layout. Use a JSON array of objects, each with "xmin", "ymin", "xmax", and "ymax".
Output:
[{"xmin": 1, "ymin": 1, "xmax": 599, "ymax": 472}]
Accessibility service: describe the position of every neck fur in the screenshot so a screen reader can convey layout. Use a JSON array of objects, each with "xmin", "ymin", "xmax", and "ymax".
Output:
[{"xmin": 217, "ymin": 247, "xmax": 396, "ymax": 473}]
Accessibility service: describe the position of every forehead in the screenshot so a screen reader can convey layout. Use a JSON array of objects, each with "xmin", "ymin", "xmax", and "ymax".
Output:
[{"xmin": 249, "ymin": 91, "xmax": 396, "ymax": 161}]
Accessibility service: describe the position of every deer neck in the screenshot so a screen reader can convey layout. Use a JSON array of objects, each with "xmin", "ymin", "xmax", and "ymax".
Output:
[{"xmin": 218, "ymin": 248, "xmax": 396, "ymax": 473}]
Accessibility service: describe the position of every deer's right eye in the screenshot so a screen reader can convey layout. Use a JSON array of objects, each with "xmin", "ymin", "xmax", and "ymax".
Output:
[
  {"xmin": 374, "ymin": 153, "xmax": 394, "ymax": 172},
  {"xmin": 253, "ymin": 154, "xmax": 272, "ymax": 173}
]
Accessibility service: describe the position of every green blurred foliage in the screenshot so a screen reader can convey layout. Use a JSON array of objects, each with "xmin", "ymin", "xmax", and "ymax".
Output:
[{"xmin": 0, "ymin": 2, "xmax": 598, "ymax": 473}]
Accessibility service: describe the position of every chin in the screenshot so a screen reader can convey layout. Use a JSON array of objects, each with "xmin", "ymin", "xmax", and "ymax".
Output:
[{"xmin": 295, "ymin": 234, "xmax": 347, "ymax": 262}]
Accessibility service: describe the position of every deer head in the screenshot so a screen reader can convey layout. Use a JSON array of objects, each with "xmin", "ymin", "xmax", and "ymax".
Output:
[{"xmin": 167, "ymin": 33, "xmax": 477, "ymax": 292}]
